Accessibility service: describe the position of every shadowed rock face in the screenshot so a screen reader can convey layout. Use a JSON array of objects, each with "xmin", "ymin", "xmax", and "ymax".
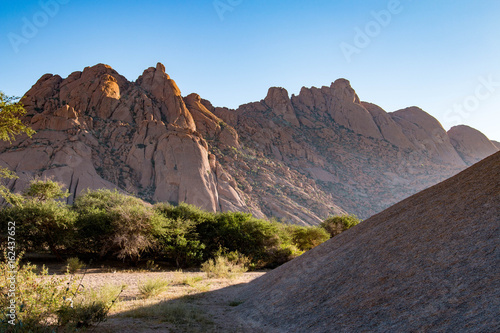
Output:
[
  {"xmin": 448, "ymin": 125, "xmax": 499, "ymax": 165},
  {"xmin": 390, "ymin": 106, "xmax": 466, "ymax": 166},
  {"xmin": 212, "ymin": 80, "xmax": 497, "ymax": 220},
  {"xmin": 231, "ymin": 151, "xmax": 500, "ymax": 332},
  {"xmin": 1, "ymin": 63, "xmax": 498, "ymax": 224}
]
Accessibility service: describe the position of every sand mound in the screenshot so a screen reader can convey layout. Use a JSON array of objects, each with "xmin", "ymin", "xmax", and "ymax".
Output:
[{"xmin": 232, "ymin": 152, "xmax": 500, "ymax": 332}]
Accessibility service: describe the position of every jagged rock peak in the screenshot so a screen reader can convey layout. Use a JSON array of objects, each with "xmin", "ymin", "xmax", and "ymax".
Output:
[
  {"xmin": 155, "ymin": 62, "xmax": 166, "ymax": 73},
  {"xmin": 330, "ymin": 78, "xmax": 361, "ymax": 104},
  {"xmin": 264, "ymin": 87, "xmax": 299, "ymax": 126},
  {"xmin": 136, "ymin": 62, "xmax": 195, "ymax": 131}
]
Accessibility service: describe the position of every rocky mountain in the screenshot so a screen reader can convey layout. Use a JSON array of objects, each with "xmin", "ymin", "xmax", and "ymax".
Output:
[
  {"xmin": 226, "ymin": 151, "xmax": 500, "ymax": 332},
  {"xmin": 448, "ymin": 125, "xmax": 499, "ymax": 165},
  {"xmin": 0, "ymin": 63, "xmax": 498, "ymax": 224}
]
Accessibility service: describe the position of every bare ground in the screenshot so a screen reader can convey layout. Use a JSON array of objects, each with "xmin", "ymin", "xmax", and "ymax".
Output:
[{"xmin": 51, "ymin": 268, "xmax": 266, "ymax": 332}]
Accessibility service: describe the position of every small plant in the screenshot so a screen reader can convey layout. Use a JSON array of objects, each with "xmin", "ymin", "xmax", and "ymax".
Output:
[
  {"xmin": 200, "ymin": 252, "xmax": 249, "ymax": 279},
  {"xmin": 138, "ymin": 278, "xmax": 170, "ymax": 298},
  {"xmin": 57, "ymin": 283, "xmax": 124, "ymax": 329},
  {"xmin": 0, "ymin": 251, "xmax": 113, "ymax": 331},
  {"xmin": 66, "ymin": 257, "xmax": 85, "ymax": 274},
  {"xmin": 182, "ymin": 275, "xmax": 204, "ymax": 287},
  {"xmin": 146, "ymin": 260, "xmax": 159, "ymax": 271},
  {"xmin": 229, "ymin": 300, "xmax": 244, "ymax": 307}
]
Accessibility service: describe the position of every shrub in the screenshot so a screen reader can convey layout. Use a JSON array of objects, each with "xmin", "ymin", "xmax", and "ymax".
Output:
[
  {"xmin": 196, "ymin": 212, "xmax": 281, "ymax": 264},
  {"xmin": 201, "ymin": 252, "xmax": 249, "ymax": 279},
  {"xmin": 320, "ymin": 214, "xmax": 361, "ymax": 237},
  {"xmin": 57, "ymin": 283, "xmax": 124, "ymax": 328},
  {"xmin": 66, "ymin": 257, "xmax": 85, "ymax": 274},
  {"xmin": 291, "ymin": 226, "xmax": 330, "ymax": 251},
  {"xmin": 22, "ymin": 179, "xmax": 69, "ymax": 202},
  {"xmin": 0, "ymin": 198, "xmax": 77, "ymax": 256},
  {"xmin": 138, "ymin": 278, "xmax": 170, "ymax": 298},
  {"xmin": 0, "ymin": 179, "xmax": 76, "ymax": 258},
  {"xmin": 73, "ymin": 189, "xmax": 167, "ymax": 261},
  {"xmin": 154, "ymin": 202, "xmax": 213, "ymax": 223},
  {"xmin": 0, "ymin": 252, "xmax": 79, "ymax": 331},
  {"xmin": 154, "ymin": 217, "xmax": 206, "ymax": 268}
]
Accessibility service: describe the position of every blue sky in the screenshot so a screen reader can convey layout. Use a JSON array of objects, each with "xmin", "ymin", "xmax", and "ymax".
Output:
[{"xmin": 1, "ymin": 0, "xmax": 499, "ymax": 141}]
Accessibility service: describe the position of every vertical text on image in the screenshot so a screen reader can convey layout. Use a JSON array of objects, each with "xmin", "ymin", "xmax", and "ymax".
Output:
[{"xmin": 6, "ymin": 221, "xmax": 17, "ymax": 325}]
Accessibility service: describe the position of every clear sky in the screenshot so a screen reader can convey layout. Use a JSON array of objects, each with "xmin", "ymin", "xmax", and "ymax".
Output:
[{"xmin": 1, "ymin": 0, "xmax": 499, "ymax": 141}]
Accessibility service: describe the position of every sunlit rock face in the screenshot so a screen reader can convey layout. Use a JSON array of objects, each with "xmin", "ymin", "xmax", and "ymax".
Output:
[{"xmin": 1, "ymin": 64, "xmax": 497, "ymax": 224}]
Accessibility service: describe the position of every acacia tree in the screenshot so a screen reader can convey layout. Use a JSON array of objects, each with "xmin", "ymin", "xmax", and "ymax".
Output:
[
  {"xmin": 0, "ymin": 179, "xmax": 76, "ymax": 259},
  {"xmin": 0, "ymin": 91, "xmax": 35, "ymax": 198},
  {"xmin": 0, "ymin": 92, "xmax": 35, "ymax": 142}
]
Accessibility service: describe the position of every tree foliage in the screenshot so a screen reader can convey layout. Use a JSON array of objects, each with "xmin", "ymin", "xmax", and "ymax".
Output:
[
  {"xmin": 0, "ymin": 180, "xmax": 76, "ymax": 258},
  {"xmin": 0, "ymin": 91, "xmax": 35, "ymax": 143},
  {"xmin": 1, "ymin": 180, "xmax": 356, "ymax": 268},
  {"xmin": 320, "ymin": 214, "xmax": 361, "ymax": 237},
  {"xmin": 292, "ymin": 226, "xmax": 330, "ymax": 251},
  {"xmin": 73, "ymin": 189, "xmax": 166, "ymax": 261}
]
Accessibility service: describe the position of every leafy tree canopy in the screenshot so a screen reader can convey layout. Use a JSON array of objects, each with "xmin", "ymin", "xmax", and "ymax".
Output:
[{"xmin": 0, "ymin": 91, "xmax": 35, "ymax": 143}]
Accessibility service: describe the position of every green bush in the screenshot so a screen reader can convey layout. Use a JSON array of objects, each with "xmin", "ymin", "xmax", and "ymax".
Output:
[
  {"xmin": 0, "ymin": 180, "xmax": 76, "ymax": 257},
  {"xmin": 0, "ymin": 252, "xmax": 78, "ymax": 331},
  {"xmin": 73, "ymin": 189, "xmax": 167, "ymax": 261},
  {"xmin": 291, "ymin": 226, "xmax": 330, "ymax": 251},
  {"xmin": 154, "ymin": 202, "xmax": 213, "ymax": 223},
  {"xmin": 196, "ymin": 212, "xmax": 281, "ymax": 263},
  {"xmin": 22, "ymin": 179, "xmax": 69, "ymax": 201},
  {"xmin": 320, "ymin": 214, "xmax": 361, "ymax": 237},
  {"xmin": 66, "ymin": 257, "xmax": 85, "ymax": 274},
  {"xmin": 153, "ymin": 216, "xmax": 206, "ymax": 268},
  {"xmin": 0, "ymin": 199, "xmax": 77, "ymax": 256}
]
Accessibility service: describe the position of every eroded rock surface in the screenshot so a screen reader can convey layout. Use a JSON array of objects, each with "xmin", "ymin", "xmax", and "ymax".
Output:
[
  {"xmin": 0, "ymin": 63, "xmax": 246, "ymax": 215},
  {"xmin": 1, "ymin": 64, "xmax": 497, "ymax": 224}
]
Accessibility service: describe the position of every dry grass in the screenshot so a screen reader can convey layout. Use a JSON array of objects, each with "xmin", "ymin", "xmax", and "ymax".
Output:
[
  {"xmin": 53, "ymin": 269, "xmax": 266, "ymax": 332},
  {"xmin": 137, "ymin": 277, "xmax": 170, "ymax": 298}
]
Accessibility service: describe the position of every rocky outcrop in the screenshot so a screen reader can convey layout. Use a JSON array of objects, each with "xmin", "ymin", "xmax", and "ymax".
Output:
[
  {"xmin": 291, "ymin": 79, "xmax": 382, "ymax": 139},
  {"xmin": 211, "ymin": 81, "xmax": 489, "ymax": 219},
  {"xmin": 362, "ymin": 102, "xmax": 413, "ymax": 149},
  {"xmin": 391, "ymin": 107, "xmax": 466, "ymax": 166},
  {"xmin": 229, "ymin": 151, "xmax": 500, "ymax": 332},
  {"xmin": 1, "ymin": 64, "xmax": 497, "ymax": 224},
  {"xmin": 264, "ymin": 87, "xmax": 300, "ymax": 127},
  {"xmin": 0, "ymin": 63, "xmax": 246, "ymax": 215},
  {"xmin": 448, "ymin": 125, "xmax": 499, "ymax": 165}
]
